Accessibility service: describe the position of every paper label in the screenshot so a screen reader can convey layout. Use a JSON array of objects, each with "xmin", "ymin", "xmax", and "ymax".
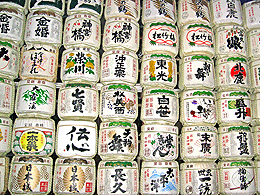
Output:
[
  {"xmin": 216, "ymin": 60, "xmax": 248, "ymax": 88},
  {"xmin": 179, "ymin": 0, "xmax": 210, "ymax": 24},
  {"xmin": 0, "ymin": 42, "xmax": 19, "ymax": 79},
  {"xmin": 99, "ymin": 127, "xmax": 138, "ymax": 158},
  {"xmin": 248, "ymin": 30, "xmax": 260, "ymax": 59},
  {"xmin": 21, "ymin": 47, "xmax": 57, "ymax": 81},
  {"xmin": 183, "ymin": 97, "xmax": 216, "ymax": 123},
  {"xmin": 0, "ymin": 79, "xmax": 14, "ymax": 115},
  {"xmin": 98, "ymin": 166, "xmax": 138, "ymax": 194},
  {"xmin": 0, "ymin": 119, "xmax": 10, "ymax": 155},
  {"xmin": 142, "ymin": 93, "xmax": 178, "ymax": 123},
  {"xmin": 101, "ymin": 87, "xmax": 137, "ymax": 121},
  {"xmin": 182, "ymin": 56, "xmax": 214, "ymax": 89},
  {"xmin": 9, "ymin": 157, "xmax": 52, "ymax": 194},
  {"xmin": 13, "ymin": 128, "xmax": 53, "ymax": 156},
  {"xmin": 16, "ymin": 80, "xmax": 55, "ymax": 116},
  {"xmin": 143, "ymin": 23, "xmax": 178, "ymax": 56},
  {"xmin": 220, "ymin": 164, "xmax": 255, "ymax": 194},
  {"xmin": 64, "ymin": 14, "xmax": 100, "ymax": 49},
  {"xmin": 182, "ymin": 167, "xmax": 218, "ymax": 195},
  {"xmin": 54, "ymin": 160, "xmax": 95, "ymax": 193},
  {"xmin": 216, "ymin": 27, "xmax": 246, "ymax": 56},
  {"xmin": 141, "ymin": 54, "xmax": 177, "ymax": 88},
  {"xmin": 0, "ymin": 11, "xmax": 24, "ymax": 45}
]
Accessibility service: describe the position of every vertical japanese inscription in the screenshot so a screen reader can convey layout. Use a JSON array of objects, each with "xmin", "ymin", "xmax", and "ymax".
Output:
[
  {"xmin": 72, "ymin": 88, "xmax": 85, "ymax": 113},
  {"xmin": 35, "ymin": 16, "xmax": 50, "ymax": 38},
  {"xmin": 71, "ymin": 20, "xmax": 92, "ymax": 41},
  {"xmin": 150, "ymin": 168, "xmax": 175, "ymax": 192},
  {"xmin": 198, "ymin": 169, "xmax": 213, "ymax": 195},
  {"xmin": 156, "ymin": 95, "xmax": 171, "ymax": 117},
  {"xmin": 65, "ymin": 52, "xmax": 95, "ymax": 75},
  {"xmin": 237, "ymin": 132, "xmax": 249, "ymax": 155},
  {"xmin": 226, "ymin": 0, "xmax": 237, "ymax": 18},
  {"xmin": 112, "ymin": 23, "xmax": 132, "ymax": 44},
  {"xmin": 231, "ymin": 62, "xmax": 246, "ymax": 84},
  {"xmin": 226, "ymin": 30, "xmax": 244, "ymax": 50},
  {"xmin": 200, "ymin": 133, "xmax": 211, "ymax": 154},
  {"xmin": 30, "ymin": 52, "xmax": 44, "ymax": 74},
  {"xmin": 66, "ymin": 126, "xmax": 90, "ymax": 152},
  {"xmin": 235, "ymin": 98, "xmax": 248, "ymax": 120},
  {"xmin": 111, "ymin": 168, "xmax": 126, "ymax": 193},
  {"xmin": 17, "ymin": 164, "xmax": 40, "ymax": 191},
  {"xmin": 0, "ymin": 14, "xmax": 11, "ymax": 34},
  {"xmin": 108, "ymin": 128, "xmax": 133, "ymax": 153},
  {"xmin": 151, "ymin": 133, "xmax": 175, "ymax": 157},
  {"xmin": 195, "ymin": 61, "xmax": 211, "ymax": 81}
]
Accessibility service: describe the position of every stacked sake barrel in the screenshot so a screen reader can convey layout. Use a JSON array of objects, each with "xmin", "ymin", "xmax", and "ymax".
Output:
[
  {"xmin": 53, "ymin": 0, "xmax": 103, "ymax": 194},
  {"xmin": 6, "ymin": 1, "xmax": 63, "ymax": 194},
  {"xmin": 211, "ymin": 0, "xmax": 256, "ymax": 194},
  {"xmin": 177, "ymin": 0, "xmax": 219, "ymax": 194},
  {"xmin": 0, "ymin": 0, "xmax": 27, "ymax": 193},
  {"xmin": 243, "ymin": 1, "xmax": 260, "ymax": 194},
  {"xmin": 139, "ymin": 1, "xmax": 180, "ymax": 194},
  {"xmin": 96, "ymin": 0, "xmax": 140, "ymax": 194}
]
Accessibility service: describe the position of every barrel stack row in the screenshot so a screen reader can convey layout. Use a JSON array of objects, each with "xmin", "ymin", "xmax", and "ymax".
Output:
[
  {"xmin": 139, "ymin": 0, "xmax": 180, "ymax": 193},
  {"xmin": 177, "ymin": 0, "xmax": 260, "ymax": 194},
  {"xmin": 0, "ymin": 0, "xmax": 62, "ymax": 194}
]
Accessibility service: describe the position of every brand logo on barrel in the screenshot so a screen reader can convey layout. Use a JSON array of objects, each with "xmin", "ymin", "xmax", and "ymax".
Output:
[
  {"xmin": 228, "ymin": 98, "xmax": 251, "ymax": 119},
  {"xmin": 111, "ymin": 22, "xmax": 132, "ymax": 44},
  {"xmin": 186, "ymin": 28, "xmax": 213, "ymax": 46},
  {"xmin": 27, "ymin": 52, "xmax": 47, "ymax": 74},
  {"xmin": 225, "ymin": 29, "xmax": 244, "ymax": 51},
  {"xmin": 148, "ymin": 26, "xmax": 176, "ymax": 46},
  {"xmin": 230, "ymin": 62, "xmax": 246, "ymax": 84},
  {"xmin": 17, "ymin": 164, "xmax": 40, "ymax": 191},
  {"xmin": 22, "ymin": 86, "xmax": 50, "ymax": 109},
  {"xmin": 149, "ymin": 168, "xmax": 177, "ymax": 193},
  {"xmin": 65, "ymin": 52, "xmax": 95, "ymax": 75},
  {"xmin": 63, "ymin": 165, "xmax": 86, "ymax": 192},
  {"xmin": 19, "ymin": 130, "xmax": 46, "ymax": 153},
  {"xmin": 14, "ymin": 130, "xmax": 52, "ymax": 155},
  {"xmin": 149, "ymin": 59, "xmax": 173, "ymax": 82},
  {"xmin": 71, "ymin": 19, "xmax": 92, "ymax": 41}
]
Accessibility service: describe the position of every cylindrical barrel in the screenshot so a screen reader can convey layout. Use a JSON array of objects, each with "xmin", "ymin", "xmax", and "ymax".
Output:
[
  {"xmin": 56, "ymin": 120, "xmax": 97, "ymax": 158},
  {"xmin": 12, "ymin": 118, "xmax": 55, "ymax": 157},
  {"xmin": 100, "ymin": 84, "xmax": 138, "ymax": 122}
]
